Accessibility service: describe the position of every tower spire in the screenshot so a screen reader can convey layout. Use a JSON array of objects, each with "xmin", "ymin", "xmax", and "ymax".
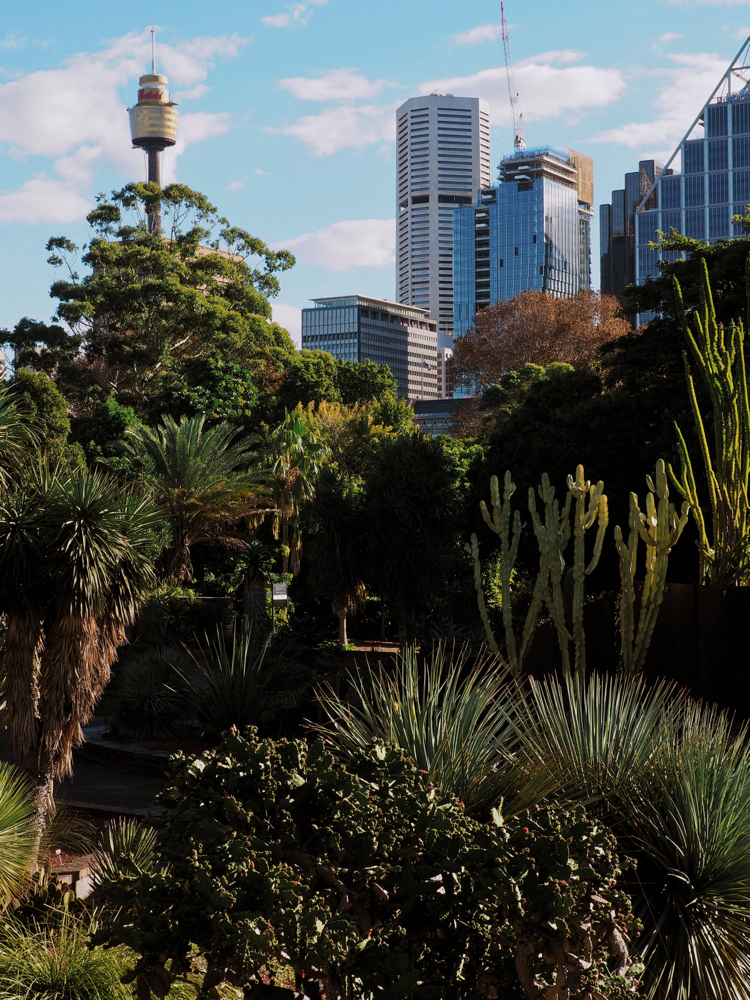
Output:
[{"xmin": 151, "ymin": 28, "xmax": 156, "ymax": 74}]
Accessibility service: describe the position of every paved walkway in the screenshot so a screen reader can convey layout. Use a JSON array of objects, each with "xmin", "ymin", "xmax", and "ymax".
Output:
[{"xmin": 0, "ymin": 730, "xmax": 166, "ymax": 815}]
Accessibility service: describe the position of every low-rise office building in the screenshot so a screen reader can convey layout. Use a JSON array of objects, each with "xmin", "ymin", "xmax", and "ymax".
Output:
[{"xmin": 301, "ymin": 294, "xmax": 438, "ymax": 400}]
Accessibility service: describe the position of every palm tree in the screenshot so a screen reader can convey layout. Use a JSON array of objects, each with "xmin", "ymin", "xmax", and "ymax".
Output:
[
  {"xmin": 0, "ymin": 466, "xmax": 158, "ymax": 834},
  {"xmin": 124, "ymin": 414, "xmax": 272, "ymax": 583},
  {"xmin": 258, "ymin": 407, "xmax": 327, "ymax": 575}
]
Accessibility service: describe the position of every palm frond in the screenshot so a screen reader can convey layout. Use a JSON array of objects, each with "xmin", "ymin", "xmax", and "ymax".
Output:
[{"xmin": 0, "ymin": 763, "xmax": 35, "ymax": 904}]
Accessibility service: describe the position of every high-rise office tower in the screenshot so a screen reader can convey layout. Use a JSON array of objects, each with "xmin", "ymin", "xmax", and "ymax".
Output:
[
  {"xmin": 635, "ymin": 37, "xmax": 750, "ymax": 287},
  {"xmin": 128, "ymin": 31, "xmax": 179, "ymax": 233},
  {"xmin": 599, "ymin": 160, "xmax": 662, "ymax": 310},
  {"xmin": 396, "ymin": 95, "xmax": 491, "ymax": 348},
  {"xmin": 301, "ymin": 295, "xmax": 438, "ymax": 400},
  {"xmin": 452, "ymin": 146, "xmax": 594, "ymax": 337}
]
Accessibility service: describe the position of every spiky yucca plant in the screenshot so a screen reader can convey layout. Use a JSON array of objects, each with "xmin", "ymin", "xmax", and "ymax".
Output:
[
  {"xmin": 315, "ymin": 642, "xmax": 552, "ymax": 816},
  {"xmin": 0, "ymin": 764, "xmax": 34, "ymax": 906},
  {"xmin": 521, "ymin": 673, "xmax": 750, "ymax": 1000}
]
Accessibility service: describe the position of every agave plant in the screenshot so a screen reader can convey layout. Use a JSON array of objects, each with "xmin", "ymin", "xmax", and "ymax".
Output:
[
  {"xmin": 315, "ymin": 641, "xmax": 551, "ymax": 816},
  {"xmin": 519, "ymin": 672, "xmax": 750, "ymax": 1000},
  {"xmin": 91, "ymin": 817, "xmax": 159, "ymax": 890},
  {"xmin": 110, "ymin": 645, "xmax": 194, "ymax": 741},
  {"xmin": 0, "ymin": 763, "xmax": 35, "ymax": 905},
  {"xmin": 179, "ymin": 626, "xmax": 275, "ymax": 737}
]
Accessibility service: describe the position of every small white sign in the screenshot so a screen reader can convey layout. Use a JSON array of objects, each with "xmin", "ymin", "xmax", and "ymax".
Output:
[{"xmin": 272, "ymin": 583, "xmax": 288, "ymax": 606}]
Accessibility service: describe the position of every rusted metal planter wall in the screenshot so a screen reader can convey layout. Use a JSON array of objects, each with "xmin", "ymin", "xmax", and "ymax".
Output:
[{"xmin": 522, "ymin": 584, "xmax": 750, "ymax": 716}]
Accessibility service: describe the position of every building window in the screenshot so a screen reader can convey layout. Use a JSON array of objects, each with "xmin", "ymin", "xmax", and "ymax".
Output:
[
  {"xmin": 709, "ymin": 172, "xmax": 729, "ymax": 205},
  {"xmin": 708, "ymin": 139, "xmax": 728, "ymax": 172},
  {"xmin": 638, "ymin": 211, "xmax": 659, "ymax": 244},
  {"xmin": 684, "ymin": 175, "xmax": 704, "ymax": 207},
  {"xmin": 707, "ymin": 103, "xmax": 728, "ymax": 138},
  {"xmin": 735, "ymin": 170, "xmax": 750, "ymax": 204},
  {"xmin": 683, "ymin": 141, "xmax": 704, "ymax": 175},
  {"xmin": 661, "ymin": 211, "xmax": 681, "ymax": 234},
  {"xmin": 734, "ymin": 135, "xmax": 750, "ymax": 169},
  {"xmin": 709, "ymin": 205, "xmax": 729, "ymax": 239},
  {"xmin": 733, "ymin": 102, "xmax": 750, "ymax": 136},
  {"xmin": 684, "ymin": 210, "xmax": 705, "ymax": 239},
  {"xmin": 661, "ymin": 176, "xmax": 681, "ymax": 210}
]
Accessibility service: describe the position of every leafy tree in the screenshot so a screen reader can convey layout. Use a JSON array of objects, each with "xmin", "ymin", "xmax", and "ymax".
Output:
[
  {"xmin": 14, "ymin": 184, "xmax": 294, "ymax": 413},
  {"xmin": 0, "ymin": 467, "xmax": 158, "ymax": 833},
  {"xmin": 10, "ymin": 370, "xmax": 74, "ymax": 468},
  {"xmin": 453, "ymin": 290, "xmax": 630, "ymax": 394},
  {"xmin": 123, "ymin": 414, "xmax": 271, "ymax": 583},
  {"xmin": 305, "ymin": 400, "xmax": 396, "ymax": 477},
  {"xmin": 96, "ymin": 730, "xmax": 642, "ymax": 1000},
  {"xmin": 149, "ymin": 352, "xmax": 259, "ymax": 426},
  {"xmin": 257, "ymin": 406, "xmax": 327, "ymax": 575},
  {"xmin": 69, "ymin": 397, "xmax": 141, "ymax": 474},
  {"xmin": 361, "ymin": 434, "xmax": 464, "ymax": 642},
  {"xmin": 304, "ymin": 466, "xmax": 365, "ymax": 642}
]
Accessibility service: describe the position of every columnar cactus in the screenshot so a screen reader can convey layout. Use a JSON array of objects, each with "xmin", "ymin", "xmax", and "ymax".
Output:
[
  {"xmin": 616, "ymin": 460, "xmax": 689, "ymax": 674},
  {"xmin": 670, "ymin": 258, "xmax": 750, "ymax": 585}
]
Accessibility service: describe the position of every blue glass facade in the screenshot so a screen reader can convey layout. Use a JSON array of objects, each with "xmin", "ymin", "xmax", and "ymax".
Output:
[
  {"xmin": 636, "ymin": 90, "xmax": 750, "ymax": 283},
  {"xmin": 453, "ymin": 147, "xmax": 592, "ymax": 336}
]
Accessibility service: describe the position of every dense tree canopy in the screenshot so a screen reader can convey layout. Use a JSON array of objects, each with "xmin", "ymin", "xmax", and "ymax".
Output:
[{"xmin": 453, "ymin": 290, "xmax": 630, "ymax": 394}]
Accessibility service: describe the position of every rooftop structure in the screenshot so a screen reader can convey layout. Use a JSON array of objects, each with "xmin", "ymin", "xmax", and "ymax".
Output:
[
  {"xmin": 635, "ymin": 36, "xmax": 750, "ymax": 291},
  {"xmin": 128, "ymin": 31, "xmax": 179, "ymax": 232},
  {"xmin": 301, "ymin": 294, "xmax": 438, "ymax": 400}
]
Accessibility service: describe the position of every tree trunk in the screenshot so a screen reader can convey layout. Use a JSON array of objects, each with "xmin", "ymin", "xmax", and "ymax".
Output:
[
  {"xmin": 244, "ymin": 575, "xmax": 271, "ymax": 650},
  {"xmin": 338, "ymin": 608, "xmax": 347, "ymax": 645},
  {"xmin": 3, "ymin": 609, "xmax": 44, "ymax": 761},
  {"xmin": 282, "ymin": 513, "xmax": 290, "ymax": 575},
  {"xmin": 21, "ymin": 742, "xmax": 56, "ymax": 862}
]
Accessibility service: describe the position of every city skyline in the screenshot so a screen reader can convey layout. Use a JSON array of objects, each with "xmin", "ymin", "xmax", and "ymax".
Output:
[{"xmin": 2, "ymin": 0, "xmax": 750, "ymax": 344}]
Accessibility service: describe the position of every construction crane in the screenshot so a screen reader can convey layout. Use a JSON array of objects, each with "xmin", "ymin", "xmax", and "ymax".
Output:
[{"xmin": 501, "ymin": 2, "xmax": 525, "ymax": 152}]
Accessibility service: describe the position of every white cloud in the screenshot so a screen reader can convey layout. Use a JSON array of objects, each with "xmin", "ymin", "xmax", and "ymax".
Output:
[
  {"xmin": 451, "ymin": 24, "xmax": 503, "ymax": 46},
  {"xmin": 272, "ymin": 219, "xmax": 395, "ymax": 272},
  {"xmin": 734, "ymin": 24, "xmax": 750, "ymax": 36},
  {"xmin": 590, "ymin": 51, "xmax": 728, "ymax": 150},
  {"xmin": 227, "ymin": 178, "xmax": 247, "ymax": 190},
  {"xmin": 173, "ymin": 83, "xmax": 210, "ymax": 101},
  {"xmin": 272, "ymin": 303, "xmax": 302, "ymax": 345},
  {"xmin": 0, "ymin": 175, "xmax": 91, "ymax": 224},
  {"xmin": 420, "ymin": 53, "xmax": 626, "ymax": 128},
  {"xmin": 279, "ymin": 68, "xmax": 397, "ymax": 101},
  {"xmin": 0, "ymin": 32, "xmax": 25, "ymax": 51},
  {"xmin": 0, "ymin": 29, "xmax": 245, "ymax": 225},
  {"xmin": 262, "ymin": 0, "xmax": 329, "ymax": 29},
  {"xmin": 658, "ymin": 32, "xmax": 683, "ymax": 41},
  {"xmin": 273, "ymin": 103, "xmax": 397, "ymax": 155}
]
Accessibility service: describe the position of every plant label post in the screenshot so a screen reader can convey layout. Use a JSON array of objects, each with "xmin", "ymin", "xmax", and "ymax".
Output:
[{"xmin": 271, "ymin": 583, "xmax": 288, "ymax": 631}]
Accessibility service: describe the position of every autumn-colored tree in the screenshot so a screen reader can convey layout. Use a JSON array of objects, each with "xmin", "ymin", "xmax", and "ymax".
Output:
[{"xmin": 453, "ymin": 290, "xmax": 630, "ymax": 394}]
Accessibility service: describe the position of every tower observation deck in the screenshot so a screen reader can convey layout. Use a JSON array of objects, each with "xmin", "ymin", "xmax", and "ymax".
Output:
[{"xmin": 128, "ymin": 31, "xmax": 178, "ymax": 232}]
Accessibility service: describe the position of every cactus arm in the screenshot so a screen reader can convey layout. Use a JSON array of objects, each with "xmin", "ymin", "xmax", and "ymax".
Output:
[
  {"xmin": 465, "ymin": 535, "xmax": 501, "ymax": 660},
  {"xmin": 615, "ymin": 521, "xmax": 637, "ymax": 675}
]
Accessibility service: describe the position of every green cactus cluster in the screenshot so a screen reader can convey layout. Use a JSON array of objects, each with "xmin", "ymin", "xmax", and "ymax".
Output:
[
  {"xmin": 670, "ymin": 258, "xmax": 750, "ymax": 585},
  {"xmin": 469, "ymin": 461, "xmax": 687, "ymax": 676}
]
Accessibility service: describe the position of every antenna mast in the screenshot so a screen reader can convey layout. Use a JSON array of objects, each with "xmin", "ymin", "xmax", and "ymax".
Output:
[
  {"xmin": 501, "ymin": 3, "xmax": 525, "ymax": 152},
  {"xmin": 151, "ymin": 29, "xmax": 156, "ymax": 73}
]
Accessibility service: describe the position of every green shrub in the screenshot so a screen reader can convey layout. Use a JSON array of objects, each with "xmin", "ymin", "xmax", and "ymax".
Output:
[
  {"xmin": 96, "ymin": 729, "xmax": 642, "ymax": 1000},
  {"xmin": 91, "ymin": 818, "xmax": 159, "ymax": 892},
  {"xmin": 110, "ymin": 646, "xmax": 193, "ymax": 741}
]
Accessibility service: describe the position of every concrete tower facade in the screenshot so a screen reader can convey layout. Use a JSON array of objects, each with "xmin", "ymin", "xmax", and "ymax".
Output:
[
  {"xmin": 128, "ymin": 33, "xmax": 179, "ymax": 232},
  {"xmin": 396, "ymin": 95, "xmax": 491, "ymax": 348}
]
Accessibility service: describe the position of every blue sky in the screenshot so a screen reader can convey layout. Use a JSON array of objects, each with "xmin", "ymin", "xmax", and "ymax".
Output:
[{"xmin": 1, "ymin": 0, "xmax": 750, "ymax": 344}]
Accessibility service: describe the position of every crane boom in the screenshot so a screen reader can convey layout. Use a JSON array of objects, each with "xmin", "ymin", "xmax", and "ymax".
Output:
[{"xmin": 501, "ymin": 2, "xmax": 525, "ymax": 151}]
